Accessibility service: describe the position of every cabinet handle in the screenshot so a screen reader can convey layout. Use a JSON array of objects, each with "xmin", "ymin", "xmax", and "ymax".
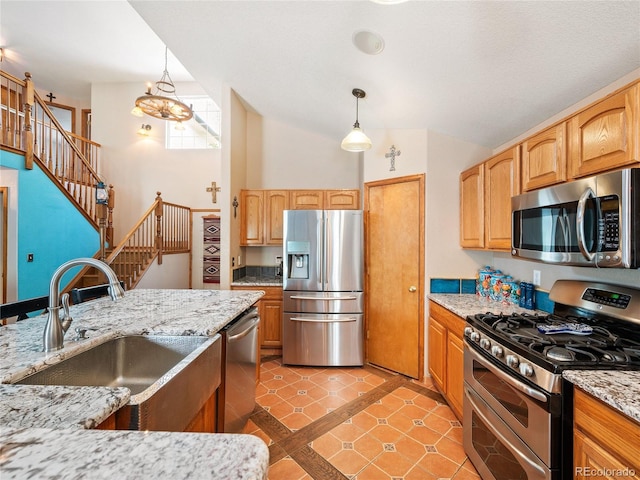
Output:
[{"xmin": 408, "ymin": 286, "xmax": 417, "ymax": 292}]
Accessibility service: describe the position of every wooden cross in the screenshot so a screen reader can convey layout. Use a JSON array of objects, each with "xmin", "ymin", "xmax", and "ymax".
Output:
[
  {"xmin": 46, "ymin": 92, "xmax": 56, "ymax": 102},
  {"xmin": 206, "ymin": 181, "xmax": 221, "ymax": 204},
  {"xmin": 385, "ymin": 145, "xmax": 401, "ymax": 171}
]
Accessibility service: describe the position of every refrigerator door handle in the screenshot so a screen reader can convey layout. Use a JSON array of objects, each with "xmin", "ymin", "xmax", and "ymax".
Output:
[
  {"xmin": 289, "ymin": 295, "xmax": 359, "ymax": 301},
  {"xmin": 291, "ymin": 316, "xmax": 357, "ymax": 323}
]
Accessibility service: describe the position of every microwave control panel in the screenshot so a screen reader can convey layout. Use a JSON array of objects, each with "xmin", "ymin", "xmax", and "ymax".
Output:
[{"xmin": 599, "ymin": 195, "xmax": 620, "ymax": 252}]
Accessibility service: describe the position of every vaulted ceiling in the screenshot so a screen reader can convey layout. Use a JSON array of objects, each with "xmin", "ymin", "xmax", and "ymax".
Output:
[{"xmin": 2, "ymin": 0, "xmax": 639, "ymax": 148}]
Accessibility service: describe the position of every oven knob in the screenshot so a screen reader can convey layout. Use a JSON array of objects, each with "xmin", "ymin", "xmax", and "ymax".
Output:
[
  {"xmin": 519, "ymin": 363, "xmax": 534, "ymax": 377},
  {"xmin": 506, "ymin": 355, "xmax": 519, "ymax": 369},
  {"xmin": 491, "ymin": 345, "xmax": 504, "ymax": 358},
  {"xmin": 470, "ymin": 332, "xmax": 480, "ymax": 342},
  {"xmin": 480, "ymin": 338, "xmax": 491, "ymax": 350},
  {"xmin": 464, "ymin": 326, "xmax": 474, "ymax": 338}
]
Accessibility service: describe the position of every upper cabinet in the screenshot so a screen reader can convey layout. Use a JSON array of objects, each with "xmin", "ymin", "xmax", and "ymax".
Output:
[
  {"xmin": 240, "ymin": 189, "xmax": 360, "ymax": 246},
  {"xmin": 460, "ymin": 147, "xmax": 520, "ymax": 251},
  {"xmin": 521, "ymin": 123, "xmax": 567, "ymax": 191},
  {"xmin": 460, "ymin": 164, "xmax": 485, "ymax": 249},
  {"xmin": 568, "ymin": 83, "xmax": 640, "ymax": 179},
  {"xmin": 484, "ymin": 146, "xmax": 520, "ymax": 250}
]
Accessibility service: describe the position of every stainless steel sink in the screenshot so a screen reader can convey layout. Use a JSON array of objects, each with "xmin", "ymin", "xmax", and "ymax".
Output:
[{"xmin": 16, "ymin": 334, "xmax": 222, "ymax": 431}]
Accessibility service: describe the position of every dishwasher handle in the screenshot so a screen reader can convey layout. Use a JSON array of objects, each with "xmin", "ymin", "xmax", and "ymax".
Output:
[{"xmin": 228, "ymin": 315, "xmax": 260, "ymax": 342}]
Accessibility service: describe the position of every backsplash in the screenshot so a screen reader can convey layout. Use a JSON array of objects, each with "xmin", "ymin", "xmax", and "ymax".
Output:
[
  {"xmin": 233, "ymin": 265, "xmax": 281, "ymax": 281},
  {"xmin": 430, "ymin": 277, "xmax": 554, "ymax": 314}
]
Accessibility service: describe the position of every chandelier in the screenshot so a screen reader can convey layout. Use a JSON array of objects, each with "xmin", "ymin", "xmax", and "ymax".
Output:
[{"xmin": 131, "ymin": 47, "xmax": 193, "ymax": 122}]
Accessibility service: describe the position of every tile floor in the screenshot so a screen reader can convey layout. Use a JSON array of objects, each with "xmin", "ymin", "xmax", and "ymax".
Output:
[{"xmin": 243, "ymin": 356, "xmax": 481, "ymax": 480}]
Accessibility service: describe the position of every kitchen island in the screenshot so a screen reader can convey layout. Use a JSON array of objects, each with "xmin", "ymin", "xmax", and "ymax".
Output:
[{"xmin": 0, "ymin": 289, "xmax": 269, "ymax": 480}]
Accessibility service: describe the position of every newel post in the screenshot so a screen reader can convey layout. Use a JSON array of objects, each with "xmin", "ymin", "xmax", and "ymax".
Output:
[
  {"xmin": 106, "ymin": 184, "xmax": 115, "ymax": 243},
  {"xmin": 23, "ymin": 72, "xmax": 34, "ymax": 170},
  {"xmin": 155, "ymin": 191, "xmax": 164, "ymax": 265}
]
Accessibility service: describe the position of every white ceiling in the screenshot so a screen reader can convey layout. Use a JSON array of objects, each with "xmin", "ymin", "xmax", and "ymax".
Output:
[{"xmin": 2, "ymin": 0, "xmax": 639, "ymax": 148}]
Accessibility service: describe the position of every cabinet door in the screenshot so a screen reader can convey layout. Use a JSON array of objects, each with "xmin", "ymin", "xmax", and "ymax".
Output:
[
  {"xmin": 290, "ymin": 190, "xmax": 324, "ymax": 210},
  {"xmin": 261, "ymin": 299, "xmax": 283, "ymax": 348},
  {"xmin": 325, "ymin": 190, "xmax": 360, "ymax": 210},
  {"xmin": 460, "ymin": 164, "xmax": 485, "ymax": 248},
  {"xmin": 427, "ymin": 314, "xmax": 447, "ymax": 392},
  {"xmin": 569, "ymin": 83, "xmax": 640, "ymax": 178},
  {"xmin": 240, "ymin": 190, "xmax": 264, "ymax": 245},
  {"xmin": 265, "ymin": 190, "xmax": 289, "ymax": 245},
  {"xmin": 522, "ymin": 123, "xmax": 567, "ymax": 191},
  {"xmin": 574, "ymin": 431, "xmax": 631, "ymax": 480},
  {"xmin": 485, "ymin": 146, "xmax": 520, "ymax": 250},
  {"xmin": 446, "ymin": 332, "xmax": 464, "ymax": 421}
]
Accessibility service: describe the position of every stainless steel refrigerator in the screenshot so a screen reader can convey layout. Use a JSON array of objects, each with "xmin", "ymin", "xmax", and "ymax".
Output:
[{"xmin": 282, "ymin": 209, "xmax": 364, "ymax": 366}]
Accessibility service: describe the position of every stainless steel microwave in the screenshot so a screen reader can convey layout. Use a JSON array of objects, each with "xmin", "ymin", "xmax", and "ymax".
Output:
[{"xmin": 511, "ymin": 168, "xmax": 640, "ymax": 268}]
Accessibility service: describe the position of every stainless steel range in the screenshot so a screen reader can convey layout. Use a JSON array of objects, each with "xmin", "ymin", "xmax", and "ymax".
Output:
[{"xmin": 463, "ymin": 280, "xmax": 640, "ymax": 480}]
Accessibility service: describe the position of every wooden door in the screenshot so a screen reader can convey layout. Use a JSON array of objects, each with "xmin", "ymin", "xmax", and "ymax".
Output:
[
  {"xmin": 365, "ymin": 174, "xmax": 424, "ymax": 379},
  {"xmin": 484, "ymin": 146, "xmax": 520, "ymax": 250},
  {"xmin": 460, "ymin": 164, "xmax": 484, "ymax": 248}
]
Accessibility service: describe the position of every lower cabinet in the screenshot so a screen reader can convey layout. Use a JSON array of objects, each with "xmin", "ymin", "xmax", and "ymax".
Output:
[
  {"xmin": 573, "ymin": 388, "xmax": 640, "ymax": 479},
  {"xmin": 427, "ymin": 300, "xmax": 464, "ymax": 421}
]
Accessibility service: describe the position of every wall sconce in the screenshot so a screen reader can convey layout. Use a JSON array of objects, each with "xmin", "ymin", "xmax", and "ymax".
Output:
[
  {"xmin": 137, "ymin": 124, "xmax": 152, "ymax": 136},
  {"xmin": 95, "ymin": 181, "xmax": 109, "ymax": 205}
]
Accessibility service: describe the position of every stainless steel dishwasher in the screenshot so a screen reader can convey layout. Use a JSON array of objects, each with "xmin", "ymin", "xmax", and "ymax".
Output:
[{"xmin": 218, "ymin": 307, "xmax": 260, "ymax": 433}]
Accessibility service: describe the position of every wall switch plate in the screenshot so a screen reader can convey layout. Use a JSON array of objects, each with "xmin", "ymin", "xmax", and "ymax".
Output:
[
  {"xmin": 532, "ymin": 270, "xmax": 541, "ymax": 286},
  {"xmin": 27, "ymin": 253, "xmax": 34, "ymax": 262}
]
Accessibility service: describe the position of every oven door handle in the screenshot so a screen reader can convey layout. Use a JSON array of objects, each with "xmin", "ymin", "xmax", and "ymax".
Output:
[
  {"xmin": 466, "ymin": 343, "xmax": 548, "ymax": 403},
  {"xmin": 465, "ymin": 386, "xmax": 548, "ymax": 479},
  {"xmin": 576, "ymin": 187, "xmax": 596, "ymax": 262}
]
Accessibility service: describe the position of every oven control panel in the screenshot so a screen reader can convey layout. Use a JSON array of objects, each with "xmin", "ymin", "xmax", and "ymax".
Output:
[
  {"xmin": 582, "ymin": 288, "xmax": 631, "ymax": 309},
  {"xmin": 464, "ymin": 325, "xmax": 562, "ymax": 394}
]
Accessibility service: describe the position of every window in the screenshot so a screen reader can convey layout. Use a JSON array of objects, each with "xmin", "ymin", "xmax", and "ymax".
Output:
[{"xmin": 166, "ymin": 96, "xmax": 221, "ymax": 149}]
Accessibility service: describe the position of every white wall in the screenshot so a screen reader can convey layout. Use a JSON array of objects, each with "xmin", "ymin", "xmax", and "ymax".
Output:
[
  {"xmin": 136, "ymin": 253, "xmax": 190, "ymax": 289},
  {"xmin": 91, "ymin": 82, "xmax": 222, "ymax": 246}
]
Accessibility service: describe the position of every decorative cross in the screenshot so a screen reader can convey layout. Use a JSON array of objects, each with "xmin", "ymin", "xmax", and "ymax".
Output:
[
  {"xmin": 385, "ymin": 145, "xmax": 401, "ymax": 171},
  {"xmin": 206, "ymin": 181, "xmax": 221, "ymax": 204},
  {"xmin": 46, "ymin": 92, "xmax": 56, "ymax": 103}
]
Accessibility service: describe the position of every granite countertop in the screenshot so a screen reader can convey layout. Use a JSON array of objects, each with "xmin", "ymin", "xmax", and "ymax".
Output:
[
  {"xmin": 0, "ymin": 288, "xmax": 268, "ymax": 480},
  {"xmin": 563, "ymin": 370, "xmax": 640, "ymax": 424},
  {"xmin": 231, "ymin": 275, "xmax": 283, "ymax": 287},
  {"xmin": 428, "ymin": 293, "xmax": 547, "ymax": 318}
]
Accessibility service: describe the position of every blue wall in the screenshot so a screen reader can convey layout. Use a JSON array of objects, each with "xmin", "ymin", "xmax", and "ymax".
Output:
[{"xmin": 1, "ymin": 150, "xmax": 99, "ymax": 299}]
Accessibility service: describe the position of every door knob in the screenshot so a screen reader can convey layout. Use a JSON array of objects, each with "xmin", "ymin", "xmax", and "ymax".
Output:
[{"xmin": 408, "ymin": 286, "xmax": 417, "ymax": 292}]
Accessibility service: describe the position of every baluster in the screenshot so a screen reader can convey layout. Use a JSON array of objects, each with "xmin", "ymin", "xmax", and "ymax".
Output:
[
  {"xmin": 23, "ymin": 72, "xmax": 34, "ymax": 169},
  {"xmin": 107, "ymin": 185, "xmax": 115, "ymax": 243}
]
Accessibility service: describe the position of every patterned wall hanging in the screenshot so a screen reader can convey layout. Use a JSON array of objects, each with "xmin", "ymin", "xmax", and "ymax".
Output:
[{"xmin": 203, "ymin": 216, "xmax": 221, "ymax": 284}]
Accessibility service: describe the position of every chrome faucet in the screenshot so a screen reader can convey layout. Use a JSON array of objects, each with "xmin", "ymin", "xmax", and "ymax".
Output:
[{"xmin": 43, "ymin": 257, "xmax": 125, "ymax": 352}]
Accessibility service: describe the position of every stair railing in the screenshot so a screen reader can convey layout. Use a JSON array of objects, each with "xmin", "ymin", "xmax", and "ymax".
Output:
[
  {"xmin": 1, "ymin": 71, "xmax": 107, "ymax": 230},
  {"xmin": 104, "ymin": 192, "xmax": 191, "ymax": 290}
]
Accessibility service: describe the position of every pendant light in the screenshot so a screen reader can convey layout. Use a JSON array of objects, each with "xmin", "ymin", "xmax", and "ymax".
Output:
[{"xmin": 341, "ymin": 88, "xmax": 372, "ymax": 152}]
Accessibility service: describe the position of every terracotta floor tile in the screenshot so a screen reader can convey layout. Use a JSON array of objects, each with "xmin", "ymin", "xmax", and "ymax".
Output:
[
  {"xmin": 316, "ymin": 393, "xmax": 349, "ymax": 410},
  {"xmin": 280, "ymin": 411, "xmax": 313, "ymax": 430},
  {"xmin": 433, "ymin": 403, "xmax": 459, "ymax": 421},
  {"xmin": 336, "ymin": 385, "xmax": 360, "ymax": 402},
  {"xmin": 351, "ymin": 410, "xmax": 379, "ymax": 432},
  {"xmin": 378, "ymin": 392, "xmax": 407, "ymax": 411},
  {"xmin": 436, "ymin": 435, "xmax": 468, "ymax": 464},
  {"xmin": 364, "ymin": 401, "xmax": 395, "ymax": 419},
  {"xmin": 406, "ymin": 424, "xmax": 443, "ymax": 446},
  {"xmin": 387, "ymin": 410, "xmax": 416, "ymax": 433},
  {"xmin": 397, "ymin": 402, "xmax": 430, "ymax": 420},
  {"xmin": 267, "ymin": 456, "xmax": 310, "ymax": 480},
  {"xmin": 371, "ymin": 451, "xmax": 417, "ymax": 477},
  {"xmin": 424, "ymin": 412, "xmax": 457, "ymax": 435},
  {"xmin": 311, "ymin": 432, "xmax": 343, "ymax": 459},
  {"xmin": 257, "ymin": 391, "xmax": 287, "ymax": 408},
  {"xmin": 302, "ymin": 400, "xmax": 330, "ymax": 421},
  {"xmin": 405, "ymin": 465, "xmax": 438, "ymax": 480},
  {"xmin": 418, "ymin": 452, "xmax": 461, "ymax": 478},
  {"xmin": 286, "ymin": 391, "xmax": 317, "ymax": 408},
  {"xmin": 392, "ymin": 386, "xmax": 420, "ymax": 400},
  {"xmin": 394, "ymin": 434, "xmax": 429, "ymax": 464},
  {"xmin": 353, "ymin": 432, "xmax": 385, "ymax": 462},
  {"xmin": 328, "ymin": 449, "xmax": 370, "ymax": 476},
  {"xmin": 328, "ymin": 420, "xmax": 366, "ymax": 442},
  {"xmin": 355, "ymin": 462, "xmax": 391, "ymax": 480},
  {"xmin": 367, "ymin": 424, "xmax": 404, "ymax": 444},
  {"xmin": 268, "ymin": 399, "xmax": 297, "ymax": 421},
  {"xmin": 412, "ymin": 394, "xmax": 440, "ymax": 411}
]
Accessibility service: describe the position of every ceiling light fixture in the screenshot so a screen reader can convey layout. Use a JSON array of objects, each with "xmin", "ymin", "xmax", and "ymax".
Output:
[
  {"xmin": 131, "ymin": 47, "xmax": 193, "ymax": 122},
  {"xmin": 341, "ymin": 88, "xmax": 372, "ymax": 152}
]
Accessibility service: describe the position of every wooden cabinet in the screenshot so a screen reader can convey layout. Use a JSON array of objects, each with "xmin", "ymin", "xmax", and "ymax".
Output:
[
  {"xmin": 427, "ymin": 300, "xmax": 465, "ymax": 421},
  {"xmin": 569, "ymin": 83, "xmax": 640, "ymax": 179},
  {"xmin": 573, "ymin": 388, "xmax": 640, "ymax": 478},
  {"xmin": 460, "ymin": 146, "xmax": 519, "ymax": 251},
  {"xmin": 460, "ymin": 164, "xmax": 484, "ymax": 249},
  {"xmin": 240, "ymin": 190, "xmax": 264, "ymax": 245},
  {"xmin": 522, "ymin": 123, "xmax": 567, "ymax": 191},
  {"xmin": 290, "ymin": 190, "xmax": 324, "ymax": 209},
  {"xmin": 231, "ymin": 286, "xmax": 283, "ymax": 351},
  {"xmin": 484, "ymin": 146, "xmax": 520, "ymax": 250},
  {"xmin": 324, "ymin": 189, "xmax": 360, "ymax": 209},
  {"xmin": 240, "ymin": 190, "xmax": 288, "ymax": 246}
]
